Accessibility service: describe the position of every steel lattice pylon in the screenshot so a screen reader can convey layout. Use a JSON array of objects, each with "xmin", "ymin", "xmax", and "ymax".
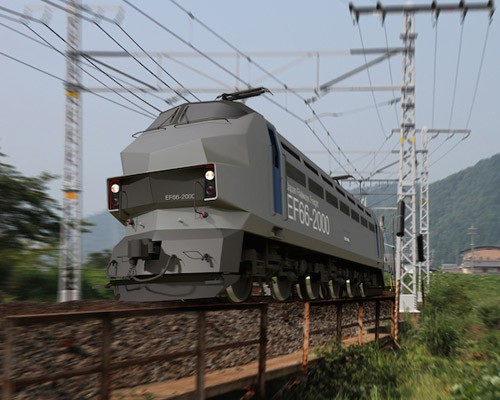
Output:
[
  {"xmin": 395, "ymin": 11, "xmax": 418, "ymax": 312},
  {"xmin": 58, "ymin": 0, "xmax": 82, "ymax": 302},
  {"xmin": 419, "ymin": 129, "xmax": 430, "ymax": 290}
]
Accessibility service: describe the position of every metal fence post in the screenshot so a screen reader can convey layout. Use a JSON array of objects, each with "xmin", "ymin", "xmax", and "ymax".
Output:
[
  {"xmin": 336, "ymin": 303, "xmax": 342, "ymax": 342},
  {"xmin": 2, "ymin": 319, "xmax": 13, "ymax": 400},
  {"xmin": 302, "ymin": 302, "xmax": 310, "ymax": 373},
  {"xmin": 101, "ymin": 316, "xmax": 112, "ymax": 400},
  {"xmin": 393, "ymin": 281, "xmax": 400, "ymax": 341},
  {"xmin": 196, "ymin": 311, "xmax": 206, "ymax": 400},
  {"xmin": 375, "ymin": 300, "xmax": 380, "ymax": 341},
  {"xmin": 358, "ymin": 302, "xmax": 364, "ymax": 345},
  {"xmin": 257, "ymin": 304, "xmax": 268, "ymax": 398}
]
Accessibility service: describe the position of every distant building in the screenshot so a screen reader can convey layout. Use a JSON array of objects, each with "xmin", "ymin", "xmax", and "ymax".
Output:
[
  {"xmin": 460, "ymin": 246, "xmax": 500, "ymax": 274},
  {"xmin": 442, "ymin": 264, "xmax": 463, "ymax": 274}
]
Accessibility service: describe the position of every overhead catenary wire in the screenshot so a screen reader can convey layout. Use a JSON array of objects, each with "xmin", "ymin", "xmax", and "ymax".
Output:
[
  {"xmin": 356, "ymin": 23, "xmax": 387, "ymax": 140},
  {"xmin": 431, "ymin": 18, "xmax": 439, "ymax": 129},
  {"xmin": 447, "ymin": 21, "xmax": 465, "ymax": 130},
  {"xmin": 465, "ymin": 19, "xmax": 491, "ymax": 129},
  {"xmin": 0, "ymin": 13, "xmax": 168, "ymax": 108},
  {"xmin": 383, "ymin": 23, "xmax": 400, "ymax": 127},
  {"xmin": 0, "ymin": 49, "xmax": 154, "ymax": 119},
  {"xmin": 124, "ymin": 0, "xmax": 363, "ymax": 180},
  {"xmin": 53, "ymin": 0, "xmax": 200, "ymax": 103},
  {"xmin": 39, "ymin": 0, "xmax": 194, "ymax": 107}
]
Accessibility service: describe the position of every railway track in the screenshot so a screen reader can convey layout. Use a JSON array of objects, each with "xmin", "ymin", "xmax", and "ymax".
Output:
[{"xmin": 2, "ymin": 292, "xmax": 396, "ymax": 399}]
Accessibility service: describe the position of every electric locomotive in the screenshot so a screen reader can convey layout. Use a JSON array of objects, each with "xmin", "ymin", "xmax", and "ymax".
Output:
[{"xmin": 106, "ymin": 88, "xmax": 384, "ymax": 302}]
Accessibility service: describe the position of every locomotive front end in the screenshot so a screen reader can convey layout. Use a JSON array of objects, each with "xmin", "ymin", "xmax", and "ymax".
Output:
[{"xmin": 105, "ymin": 99, "xmax": 260, "ymax": 301}]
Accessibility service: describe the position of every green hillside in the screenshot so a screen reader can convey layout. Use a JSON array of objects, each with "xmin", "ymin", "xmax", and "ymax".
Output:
[{"xmin": 430, "ymin": 153, "xmax": 500, "ymax": 265}]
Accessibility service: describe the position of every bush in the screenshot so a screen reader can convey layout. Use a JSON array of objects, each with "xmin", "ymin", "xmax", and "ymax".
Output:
[
  {"xmin": 419, "ymin": 314, "xmax": 462, "ymax": 357},
  {"xmin": 478, "ymin": 301, "xmax": 500, "ymax": 329},
  {"xmin": 281, "ymin": 342, "xmax": 401, "ymax": 399}
]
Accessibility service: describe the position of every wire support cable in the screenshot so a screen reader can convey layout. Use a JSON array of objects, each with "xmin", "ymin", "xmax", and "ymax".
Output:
[
  {"xmin": 431, "ymin": 19, "xmax": 439, "ymax": 129},
  {"xmin": 356, "ymin": 23, "xmax": 387, "ymax": 139},
  {"xmin": 43, "ymin": 21, "xmax": 162, "ymax": 114},
  {"xmin": 44, "ymin": 0, "xmax": 197, "ymax": 103},
  {"xmin": 0, "ymin": 49, "xmax": 153, "ymax": 119},
  {"xmin": 168, "ymin": 0, "xmax": 306, "ymax": 105},
  {"xmin": 429, "ymin": 137, "xmax": 467, "ymax": 167},
  {"xmin": 465, "ymin": 20, "xmax": 491, "ymax": 129},
  {"xmin": 383, "ymin": 23, "xmax": 400, "ymax": 127},
  {"xmin": 447, "ymin": 21, "xmax": 465, "ymax": 130}
]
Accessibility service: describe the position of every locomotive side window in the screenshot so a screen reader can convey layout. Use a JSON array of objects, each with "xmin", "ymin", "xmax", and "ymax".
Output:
[
  {"xmin": 339, "ymin": 200, "xmax": 350, "ymax": 216},
  {"xmin": 304, "ymin": 161, "xmax": 319, "ymax": 176},
  {"xmin": 308, "ymin": 178, "xmax": 324, "ymax": 199},
  {"xmin": 281, "ymin": 142, "xmax": 301, "ymax": 162},
  {"xmin": 326, "ymin": 191, "xmax": 338, "ymax": 208},
  {"xmin": 286, "ymin": 161, "xmax": 306, "ymax": 187},
  {"xmin": 322, "ymin": 175, "xmax": 334, "ymax": 187},
  {"xmin": 351, "ymin": 209, "xmax": 360, "ymax": 223}
]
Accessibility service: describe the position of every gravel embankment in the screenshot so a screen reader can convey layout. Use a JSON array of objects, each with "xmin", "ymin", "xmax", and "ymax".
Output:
[{"xmin": 1, "ymin": 299, "xmax": 392, "ymax": 399}]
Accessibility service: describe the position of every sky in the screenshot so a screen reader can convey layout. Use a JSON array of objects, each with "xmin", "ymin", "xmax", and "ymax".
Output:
[{"xmin": 0, "ymin": 0, "xmax": 499, "ymax": 217}]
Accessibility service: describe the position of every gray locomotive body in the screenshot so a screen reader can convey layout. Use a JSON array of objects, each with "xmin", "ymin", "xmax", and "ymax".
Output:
[{"xmin": 107, "ymin": 97, "xmax": 384, "ymax": 302}]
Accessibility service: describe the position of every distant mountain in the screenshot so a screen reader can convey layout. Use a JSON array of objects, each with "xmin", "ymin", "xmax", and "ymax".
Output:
[
  {"xmin": 82, "ymin": 211, "xmax": 124, "ymax": 261},
  {"xmin": 430, "ymin": 153, "xmax": 500, "ymax": 265},
  {"xmin": 82, "ymin": 153, "xmax": 500, "ymax": 267}
]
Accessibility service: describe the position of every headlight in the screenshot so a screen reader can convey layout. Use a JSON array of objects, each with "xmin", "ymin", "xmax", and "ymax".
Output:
[
  {"xmin": 205, "ymin": 170, "xmax": 215, "ymax": 181},
  {"xmin": 111, "ymin": 183, "xmax": 120, "ymax": 193}
]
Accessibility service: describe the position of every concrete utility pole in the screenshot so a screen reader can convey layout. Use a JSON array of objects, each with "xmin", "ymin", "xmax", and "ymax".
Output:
[
  {"xmin": 468, "ymin": 225, "xmax": 478, "ymax": 274},
  {"xmin": 58, "ymin": 0, "xmax": 83, "ymax": 302},
  {"xmin": 350, "ymin": 1, "xmax": 494, "ymax": 313}
]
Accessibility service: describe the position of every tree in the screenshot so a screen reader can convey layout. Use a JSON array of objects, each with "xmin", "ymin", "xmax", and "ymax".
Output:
[
  {"xmin": 0, "ymin": 153, "xmax": 60, "ymax": 250},
  {"xmin": 0, "ymin": 152, "xmax": 61, "ymax": 301}
]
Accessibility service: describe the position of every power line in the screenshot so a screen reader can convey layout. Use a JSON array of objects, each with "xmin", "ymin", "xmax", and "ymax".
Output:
[
  {"xmin": 447, "ymin": 21, "xmax": 465, "ymax": 130},
  {"xmin": 123, "ymin": 0, "xmax": 363, "ymax": 180},
  {"xmin": 383, "ymin": 23, "xmax": 400, "ymax": 127},
  {"xmin": 168, "ymin": 0, "xmax": 305, "ymax": 104},
  {"xmin": 0, "ymin": 13, "xmax": 156, "ymax": 119},
  {"xmin": 431, "ymin": 19, "xmax": 438, "ymax": 129},
  {"xmin": 53, "ymin": 0, "xmax": 199, "ymax": 102},
  {"xmin": 0, "ymin": 13, "xmax": 167, "ymax": 111},
  {"xmin": 0, "ymin": 4, "xmax": 160, "ymax": 115},
  {"xmin": 356, "ymin": 23, "xmax": 387, "ymax": 139},
  {"xmin": 0, "ymin": 50, "xmax": 67, "ymax": 83},
  {"xmin": 429, "ymin": 136, "xmax": 467, "ymax": 167},
  {"xmin": 465, "ymin": 20, "xmax": 491, "ymax": 129}
]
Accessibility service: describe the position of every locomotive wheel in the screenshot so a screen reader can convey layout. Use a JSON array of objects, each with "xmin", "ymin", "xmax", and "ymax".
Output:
[
  {"xmin": 345, "ymin": 279, "xmax": 354, "ymax": 298},
  {"xmin": 327, "ymin": 280, "xmax": 342, "ymax": 298},
  {"xmin": 271, "ymin": 276, "xmax": 292, "ymax": 301},
  {"xmin": 226, "ymin": 276, "xmax": 253, "ymax": 303},
  {"xmin": 358, "ymin": 281, "xmax": 366, "ymax": 298},
  {"xmin": 320, "ymin": 282, "xmax": 330, "ymax": 299},
  {"xmin": 297, "ymin": 275, "xmax": 321, "ymax": 300}
]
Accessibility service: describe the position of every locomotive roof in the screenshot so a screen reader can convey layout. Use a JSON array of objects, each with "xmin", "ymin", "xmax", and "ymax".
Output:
[{"xmin": 145, "ymin": 100, "xmax": 256, "ymax": 132}]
